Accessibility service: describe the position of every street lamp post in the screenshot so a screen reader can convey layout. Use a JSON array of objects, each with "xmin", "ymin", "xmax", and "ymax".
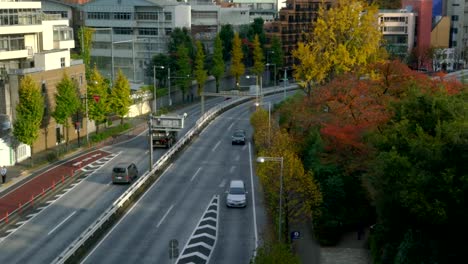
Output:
[
  {"xmin": 167, "ymin": 70, "xmax": 190, "ymax": 107},
  {"xmin": 153, "ymin": 65, "xmax": 164, "ymax": 114},
  {"xmin": 256, "ymin": 156, "xmax": 284, "ymax": 242},
  {"xmin": 254, "ymin": 101, "xmax": 271, "ymax": 146},
  {"xmin": 266, "ymin": 63, "xmax": 276, "ymax": 88},
  {"xmin": 168, "ymin": 67, "xmax": 172, "ymax": 106},
  {"xmin": 245, "ymin": 75, "xmax": 262, "ymax": 102}
]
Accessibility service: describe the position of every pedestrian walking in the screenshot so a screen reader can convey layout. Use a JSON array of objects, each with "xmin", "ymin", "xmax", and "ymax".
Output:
[{"xmin": 1, "ymin": 165, "xmax": 7, "ymax": 184}]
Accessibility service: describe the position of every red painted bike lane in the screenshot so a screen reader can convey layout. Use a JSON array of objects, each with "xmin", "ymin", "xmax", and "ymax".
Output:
[{"xmin": 0, "ymin": 150, "xmax": 111, "ymax": 222}]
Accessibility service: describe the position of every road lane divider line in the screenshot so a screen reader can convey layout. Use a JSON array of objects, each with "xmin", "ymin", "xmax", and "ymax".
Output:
[
  {"xmin": 79, "ymin": 162, "xmax": 173, "ymax": 263},
  {"xmin": 248, "ymin": 143, "xmax": 259, "ymax": 257},
  {"xmin": 156, "ymin": 204, "xmax": 174, "ymax": 228},
  {"xmin": 211, "ymin": 140, "xmax": 221, "ymax": 152},
  {"xmin": 53, "ymin": 86, "xmax": 300, "ymax": 263},
  {"xmin": 228, "ymin": 122, "xmax": 234, "ymax": 131},
  {"xmin": 48, "ymin": 211, "xmax": 76, "ymax": 236},
  {"xmin": 219, "ymin": 179, "xmax": 226, "ymax": 188},
  {"xmin": 190, "ymin": 167, "xmax": 202, "ymax": 182},
  {"xmin": 229, "ymin": 166, "xmax": 236, "ymax": 174},
  {"xmin": 176, "ymin": 195, "xmax": 219, "ymax": 264}
]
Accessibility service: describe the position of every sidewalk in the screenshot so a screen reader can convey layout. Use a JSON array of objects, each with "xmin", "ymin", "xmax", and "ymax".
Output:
[
  {"xmin": 295, "ymin": 222, "xmax": 371, "ymax": 264},
  {"xmin": 0, "ymin": 116, "xmax": 147, "ymax": 197}
]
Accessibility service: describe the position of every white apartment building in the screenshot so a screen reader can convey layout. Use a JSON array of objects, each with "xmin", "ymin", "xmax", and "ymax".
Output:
[
  {"xmin": 191, "ymin": 0, "xmax": 250, "ymax": 53},
  {"xmin": 443, "ymin": 0, "xmax": 467, "ymax": 69},
  {"xmin": 379, "ymin": 8, "xmax": 417, "ymax": 61},
  {"xmin": 1, "ymin": 0, "xmax": 85, "ymax": 165},
  {"xmin": 82, "ymin": 0, "xmax": 191, "ymax": 84},
  {"xmin": 230, "ymin": 0, "xmax": 277, "ymax": 22}
]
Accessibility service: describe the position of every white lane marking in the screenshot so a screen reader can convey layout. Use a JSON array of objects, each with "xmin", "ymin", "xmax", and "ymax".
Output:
[
  {"xmin": 235, "ymin": 154, "xmax": 240, "ymax": 161},
  {"xmin": 229, "ymin": 166, "xmax": 235, "ymax": 174},
  {"xmin": 145, "ymin": 150, "xmax": 149, "ymax": 154},
  {"xmin": 228, "ymin": 122, "xmax": 234, "ymax": 131},
  {"xmin": 82, "ymin": 164, "xmax": 172, "ymax": 263},
  {"xmin": 218, "ymin": 179, "xmax": 227, "ymax": 188},
  {"xmin": 6, "ymin": 229, "xmax": 17, "ymax": 234},
  {"xmin": 191, "ymin": 167, "xmax": 202, "ymax": 182},
  {"xmin": 156, "ymin": 204, "xmax": 174, "ymax": 228},
  {"xmin": 248, "ymin": 143, "xmax": 259, "ymax": 257},
  {"xmin": 48, "ymin": 211, "xmax": 76, "ymax": 236},
  {"xmin": 16, "ymin": 221, "xmax": 27, "ymax": 226},
  {"xmin": 211, "ymin": 140, "xmax": 221, "ymax": 152}
]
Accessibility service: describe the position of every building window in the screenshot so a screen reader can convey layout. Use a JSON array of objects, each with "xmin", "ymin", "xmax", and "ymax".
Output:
[
  {"xmin": 452, "ymin": 15, "xmax": 459, "ymax": 21},
  {"xmin": 136, "ymin": 12, "xmax": 158, "ymax": 20},
  {"xmin": 87, "ymin": 12, "xmax": 110, "ymax": 20},
  {"xmin": 44, "ymin": 11, "xmax": 68, "ymax": 19},
  {"xmin": 114, "ymin": 28, "xmax": 132, "ymax": 35},
  {"xmin": 165, "ymin": 12, "xmax": 172, "ymax": 21},
  {"xmin": 61, "ymin": 57, "xmax": 65, "ymax": 67},
  {"xmin": 452, "ymin": 41, "xmax": 457, "ymax": 47},
  {"xmin": 165, "ymin": 28, "xmax": 172, "ymax": 35},
  {"xmin": 451, "ymin": 28, "xmax": 458, "ymax": 34},
  {"xmin": 138, "ymin": 28, "xmax": 158, "ymax": 36},
  {"xmin": 113, "ymin": 12, "xmax": 131, "ymax": 20}
]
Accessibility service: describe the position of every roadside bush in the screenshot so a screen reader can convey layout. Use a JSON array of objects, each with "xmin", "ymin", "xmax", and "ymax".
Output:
[
  {"xmin": 252, "ymin": 242, "xmax": 300, "ymax": 264},
  {"xmin": 90, "ymin": 123, "xmax": 131, "ymax": 143}
]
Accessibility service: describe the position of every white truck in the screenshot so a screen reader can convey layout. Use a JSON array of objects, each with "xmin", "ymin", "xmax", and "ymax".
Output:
[{"xmin": 150, "ymin": 113, "xmax": 186, "ymax": 148}]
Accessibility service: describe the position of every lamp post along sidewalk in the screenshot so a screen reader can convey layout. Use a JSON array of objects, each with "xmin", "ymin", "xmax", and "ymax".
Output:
[
  {"xmin": 153, "ymin": 65, "xmax": 164, "ymax": 114},
  {"xmin": 257, "ymin": 156, "xmax": 284, "ymax": 242}
]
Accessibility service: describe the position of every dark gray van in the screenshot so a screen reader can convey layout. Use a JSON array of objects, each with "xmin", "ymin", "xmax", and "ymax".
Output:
[{"xmin": 112, "ymin": 163, "xmax": 138, "ymax": 184}]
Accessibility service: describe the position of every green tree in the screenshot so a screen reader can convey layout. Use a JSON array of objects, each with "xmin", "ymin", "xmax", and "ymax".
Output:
[
  {"xmin": 270, "ymin": 35, "xmax": 284, "ymax": 83},
  {"xmin": 77, "ymin": 26, "xmax": 95, "ymax": 80},
  {"xmin": 149, "ymin": 53, "xmax": 170, "ymax": 88},
  {"xmin": 52, "ymin": 73, "xmax": 80, "ymax": 148},
  {"xmin": 109, "ymin": 69, "xmax": 132, "ymax": 125},
  {"xmin": 194, "ymin": 41, "xmax": 208, "ymax": 96},
  {"xmin": 252, "ymin": 34, "xmax": 265, "ymax": 88},
  {"xmin": 87, "ymin": 65, "xmax": 109, "ymax": 134},
  {"xmin": 292, "ymin": 0, "xmax": 383, "ymax": 96},
  {"xmin": 230, "ymin": 32, "xmax": 245, "ymax": 89},
  {"xmin": 175, "ymin": 44, "xmax": 192, "ymax": 101},
  {"xmin": 13, "ymin": 75, "xmax": 44, "ymax": 164},
  {"xmin": 168, "ymin": 27, "xmax": 194, "ymax": 60},
  {"xmin": 368, "ymin": 88, "xmax": 468, "ymax": 263},
  {"xmin": 211, "ymin": 34, "xmax": 225, "ymax": 93},
  {"xmin": 219, "ymin": 24, "xmax": 234, "ymax": 61}
]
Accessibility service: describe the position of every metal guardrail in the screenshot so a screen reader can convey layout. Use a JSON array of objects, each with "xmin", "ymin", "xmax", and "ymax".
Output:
[{"xmin": 52, "ymin": 84, "xmax": 298, "ymax": 263}]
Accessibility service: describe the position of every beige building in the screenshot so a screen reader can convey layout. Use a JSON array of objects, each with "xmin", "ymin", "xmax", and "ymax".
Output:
[
  {"xmin": 431, "ymin": 16, "xmax": 451, "ymax": 48},
  {"xmin": 0, "ymin": 0, "xmax": 86, "ymax": 165}
]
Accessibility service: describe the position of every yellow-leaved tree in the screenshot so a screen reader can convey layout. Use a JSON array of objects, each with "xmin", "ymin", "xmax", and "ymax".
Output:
[
  {"xmin": 230, "ymin": 32, "xmax": 245, "ymax": 89},
  {"xmin": 292, "ymin": 0, "xmax": 384, "ymax": 96},
  {"xmin": 252, "ymin": 108, "xmax": 322, "ymax": 242}
]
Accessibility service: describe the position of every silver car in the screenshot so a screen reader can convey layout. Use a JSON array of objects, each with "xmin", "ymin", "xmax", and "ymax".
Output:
[
  {"xmin": 226, "ymin": 180, "xmax": 247, "ymax": 208},
  {"xmin": 231, "ymin": 129, "xmax": 246, "ymax": 145}
]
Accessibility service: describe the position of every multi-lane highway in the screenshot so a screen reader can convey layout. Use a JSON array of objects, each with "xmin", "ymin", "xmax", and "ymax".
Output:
[
  {"xmin": 80, "ymin": 94, "xmax": 291, "ymax": 264},
  {"xmin": 0, "ymin": 90, "xmax": 294, "ymax": 264},
  {"xmin": 0, "ymin": 98, "xmax": 224, "ymax": 264}
]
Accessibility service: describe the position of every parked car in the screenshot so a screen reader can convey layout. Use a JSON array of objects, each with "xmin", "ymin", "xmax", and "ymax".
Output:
[
  {"xmin": 112, "ymin": 163, "xmax": 138, "ymax": 184},
  {"xmin": 226, "ymin": 180, "xmax": 247, "ymax": 208},
  {"xmin": 231, "ymin": 129, "xmax": 246, "ymax": 145}
]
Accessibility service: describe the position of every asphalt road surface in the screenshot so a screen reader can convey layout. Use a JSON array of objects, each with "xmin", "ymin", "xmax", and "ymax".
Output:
[
  {"xmin": 81, "ymin": 93, "xmax": 291, "ymax": 264},
  {"xmin": 0, "ymin": 98, "xmax": 224, "ymax": 264}
]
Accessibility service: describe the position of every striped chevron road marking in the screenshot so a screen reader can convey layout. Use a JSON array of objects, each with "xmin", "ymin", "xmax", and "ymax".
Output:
[{"xmin": 176, "ymin": 195, "xmax": 219, "ymax": 264}]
